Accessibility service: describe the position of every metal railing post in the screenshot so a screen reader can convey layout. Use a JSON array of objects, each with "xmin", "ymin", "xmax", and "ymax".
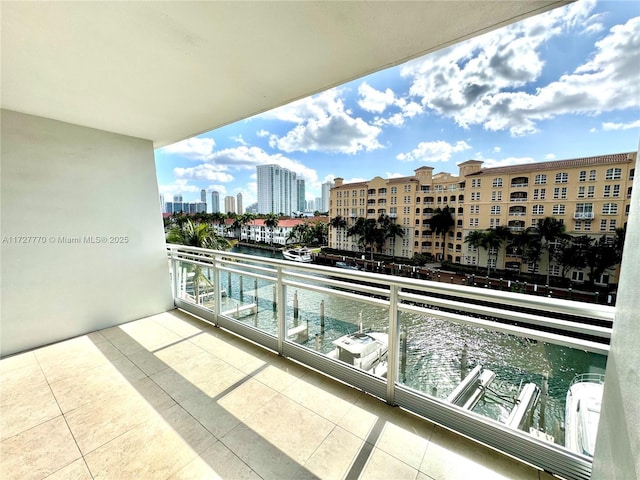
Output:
[
  {"xmin": 386, "ymin": 284, "xmax": 399, "ymax": 405},
  {"xmin": 170, "ymin": 248, "xmax": 178, "ymax": 305},
  {"xmin": 213, "ymin": 254, "xmax": 221, "ymax": 325},
  {"xmin": 276, "ymin": 266, "xmax": 286, "ymax": 355}
]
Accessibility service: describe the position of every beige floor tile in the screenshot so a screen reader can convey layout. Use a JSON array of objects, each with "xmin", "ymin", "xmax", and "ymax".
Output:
[
  {"xmin": 1, "ymin": 367, "xmax": 61, "ymax": 440},
  {"xmin": 154, "ymin": 338, "xmax": 209, "ymax": 366},
  {"xmin": 419, "ymin": 426, "xmax": 541, "ymax": 480},
  {"xmin": 237, "ymin": 393, "xmax": 334, "ymax": 463},
  {"xmin": 298, "ymin": 426, "xmax": 365, "ymax": 480},
  {"xmin": 218, "ymin": 377, "xmax": 279, "ymax": 422},
  {"xmin": 127, "ymin": 348, "xmax": 171, "ymax": 376},
  {"xmin": 375, "ymin": 421, "xmax": 430, "ymax": 470},
  {"xmin": 282, "ymin": 371, "xmax": 361, "ymax": 423},
  {"xmin": 85, "ymin": 403, "xmax": 216, "ymax": 480},
  {"xmin": 119, "ymin": 318, "xmax": 183, "ymax": 351},
  {"xmin": 0, "ymin": 351, "xmax": 39, "ymax": 376},
  {"xmin": 250, "ymin": 356, "xmax": 307, "ymax": 392},
  {"xmin": 0, "ymin": 416, "xmax": 81, "ymax": 480},
  {"xmin": 49, "ymin": 357, "xmax": 146, "ymax": 413},
  {"xmin": 190, "ymin": 331, "xmax": 269, "ymax": 373},
  {"xmin": 37, "ymin": 339, "xmax": 126, "ymax": 384},
  {"xmin": 154, "ymin": 310, "xmax": 209, "ymax": 338},
  {"xmin": 44, "ymin": 458, "xmax": 93, "ymax": 480},
  {"xmin": 360, "ymin": 447, "xmax": 419, "ymax": 480},
  {"xmin": 180, "ymin": 394, "xmax": 243, "ymax": 438},
  {"xmin": 221, "ymin": 423, "xmax": 305, "ymax": 480},
  {"xmin": 168, "ymin": 440, "xmax": 261, "ymax": 480},
  {"xmin": 64, "ymin": 377, "xmax": 176, "ymax": 454}
]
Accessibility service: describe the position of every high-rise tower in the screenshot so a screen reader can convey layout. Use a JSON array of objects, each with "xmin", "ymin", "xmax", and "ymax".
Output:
[{"xmin": 211, "ymin": 191, "xmax": 220, "ymax": 213}]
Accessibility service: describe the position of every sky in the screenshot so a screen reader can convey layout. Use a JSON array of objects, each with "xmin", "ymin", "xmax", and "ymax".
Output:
[{"xmin": 155, "ymin": 0, "xmax": 640, "ymax": 211}]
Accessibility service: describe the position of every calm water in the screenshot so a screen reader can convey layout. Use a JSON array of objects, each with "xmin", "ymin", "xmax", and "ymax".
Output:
[{"xmin": 214, "ymin": 245, "xmax": 608, "ymax": 446}]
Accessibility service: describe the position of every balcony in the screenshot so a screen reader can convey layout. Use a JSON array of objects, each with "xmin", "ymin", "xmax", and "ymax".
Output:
[
  {"xmin": 574, "ymin": 212, "xmax": 595, "ymax": 220},
  {"xmin": 2, "ymin": 308, "xmax": 563, "ymax": 480}
]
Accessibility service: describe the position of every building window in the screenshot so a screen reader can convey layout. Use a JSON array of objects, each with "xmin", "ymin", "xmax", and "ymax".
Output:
[
  {"xmin": 391, "ymin": 187, "xmax": 397, "ymax": 194},
  {"xmin": 571, "ymin": 271, "xmax": 585, "ymax": 282},
  {"xmin": 579, "ymin": 170, "xmax": 586, "ymax": 182},
  {"xmin": 492, "ymin": 178, "xmax": 503, "ymax": 187},
  {"xmin": 589, "ymin": 170, "xmax": 597, "ymax": 181},
  {"xmin": 603, "ymin": 185, "xmax": 611, "ymax": 197},
  {"xmin": 574, "ymin": 220, "xmax": 582, "ymax": 231},
  {"xmin": 491, "ymin": 191, "xmax": 502, "ymax": 201},
  {"xmin": 533, "ymin": 188, "xmax": 546, "ymax": 200},
  {"xmin": 404, "ymin": 185, "xmax": 412, "ymax": 192},
  {"xmin": 578, "ymin": 186, "xmax": 585, "ymax": 198},
  {"xmin": 584, "ymin": 220, "xmax": 591, "ymax": 231},
  {"xmin": 600, "ymin": 219, "xmax": 607, "ymax": 232},
  {"xmin": 602, "ymin": 203, "xmax": 618, "ymax": 215},
  {"xmin": 534, "ymin": 174, "xmax": 546, "ymax": 185},
  {"xmin": 552, "ymin": 204, "xmax": 565, "ymax": 215},
  {"xmin": 605, "ymin": 168, "xmax": 622, "ymax": 180},
  {"xmin": 532, "ymin": 204, "xmax": 544, "ymax": 215},
  {"xmin": 630, "ymin": 168, "xmax": 635, "ymax": 180},
  {"xmin": 609, "ymin": 219, "xmax": 617, "ymax": 232},
  {"xmin": 587, "ymin": 186, "xmax": 595, "ymax": 198},
  {"xmin": 490, "ymin": 205, "xmax": 501, "ymax": 215},
  {"xmin": 471, "ymin": 179, "xmax": 482, "ymax": 188},
  {"xmin": 549, "ymin": 265, "xmax": 561, "ymax": 277},
  {"xmin": 527, "ymin": 262, "xmax": 539, "ymax": 273},
  {"xmin": 613, "ymin": 185, "xmax": 620, "ymax": 197},
  {"xmin": 561, "ymin": 187, "xmax": 567, "ymax": 199},
  {"xmin": 555, "ymin": 172, "xmax": 568, "ymax": 183},
  {"xmin": 553, "ymin": 187, "xmax": 560, "ymax": 199},
  {"xmin": 626, "ymin": 204, "xmax": 631, "ymax": 216}
]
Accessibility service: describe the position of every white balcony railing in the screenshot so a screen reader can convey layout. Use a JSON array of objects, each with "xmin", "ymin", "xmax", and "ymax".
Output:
[
  {"xmin": 573, "ymin": 212, "xmax": 595, "ymax": 220},
  {"xmin": 167, "ymin": 244, "xmax": 613, "ymax": 480}
]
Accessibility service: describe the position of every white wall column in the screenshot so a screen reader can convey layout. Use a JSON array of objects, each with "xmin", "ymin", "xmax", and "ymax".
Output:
[{"xmin": 1, "ymin": 110, "xmax": 173, "ymax": 356}]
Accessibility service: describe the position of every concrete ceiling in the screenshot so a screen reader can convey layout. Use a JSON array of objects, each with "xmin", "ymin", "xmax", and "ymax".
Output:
[{"xmin": 1, "ymin": 1, "xmax": 568, "ymax": 148}]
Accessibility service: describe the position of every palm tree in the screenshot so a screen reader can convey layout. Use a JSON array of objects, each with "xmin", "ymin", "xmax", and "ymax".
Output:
[
  {"xmin": 329, "ymin": 215, "xmax": 348, "ymax": 248},
  {"xmin": 347, "ymin": 217, "xmax": 382, "ymax": 260},
  {"xmin": 166, "ymin": 220, "xmax": 230, "ymax": 304},
  {"xmin": 264, "ymin": 213, "xmax": 279, "ymax": 248},
  {"xmin": 379, "ymin": 214, "xmax": 404, "ymax": 255},
  {"xmin": 429, "ymin": 206, "xmax": 455, "ymax": 262},
  {"xmin": 464, "ymin": 230, "xmax": 485, "ymax": 271},
  {"xmin": 536, "ymin": 217, "xmax": 568, "ymax": 285}
]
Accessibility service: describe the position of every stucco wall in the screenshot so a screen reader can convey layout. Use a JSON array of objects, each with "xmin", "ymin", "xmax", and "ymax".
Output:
[{"xmin": 1, "ymin": 109, "xmax": 173, "ymax": 356}]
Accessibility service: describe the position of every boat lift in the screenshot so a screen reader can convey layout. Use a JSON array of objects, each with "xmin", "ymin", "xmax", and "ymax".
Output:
[{"xmin": 447, "ymin": 365, "xmax": 496, "ymax": 410}]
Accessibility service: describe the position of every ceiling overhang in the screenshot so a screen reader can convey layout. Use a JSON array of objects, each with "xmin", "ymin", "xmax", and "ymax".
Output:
[{"xmin": 1, "ymin": 1, "xmax": 570, "ymax": 148}]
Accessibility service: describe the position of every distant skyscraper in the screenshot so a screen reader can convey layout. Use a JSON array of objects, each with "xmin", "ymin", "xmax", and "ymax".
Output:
[
  {"xmin": 257, "ymin": 164, "xmax": 298, "ymax": 215},
  {"xmin": 296, "ymin": 179, "xmax": 305, "ymax": 212},
  {"xmin": 173, "ymin": 194, "xmax": 183, "ymax": 202},
  {"xmin": 321, "ymin": 181, "xmax": 334, "ymax": 213},
  {"xmin": 307, "ymin": 200, "xmax": 314, "ymax": 212},
  {"xmin": 245, "ymin": 202, "xmax": 258, "ymax": 214},
  {"xmin": 224, "ymin": 195, "xmax": 236, "ymax": 214},
  {"xmin": 314, "ymin": 197, "xmax": 322, "ymax": 212},
  {"xmin": 211, "ymin": 191, "xmax": 220, "ymax": 213},
  {"xmin": 236, "ymin": 193, "xmax": 243, "ymax": 215}
]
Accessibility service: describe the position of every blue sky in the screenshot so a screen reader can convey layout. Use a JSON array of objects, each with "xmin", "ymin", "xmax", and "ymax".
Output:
[{"xmin": 155, "ymin": 0, "xmax": 640, "ymax": 210}]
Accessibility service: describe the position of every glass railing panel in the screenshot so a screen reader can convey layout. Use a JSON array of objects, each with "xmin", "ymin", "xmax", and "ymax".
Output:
[
  {"xmin": 396, "ymin": 310, "xmax": 607, "ymax": 455},
  {"xmin": 284, "ymin": 284, "xmax": 389, "ymax": 376},
  {"xmin": 174, "ymin": 260, "xmax": 222, "ymax": 311}
]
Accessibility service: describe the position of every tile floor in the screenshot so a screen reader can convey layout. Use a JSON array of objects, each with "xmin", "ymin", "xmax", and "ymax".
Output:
[{"xmin": 0, "ymin": 310, "xmax": 557, "ymax": 480}]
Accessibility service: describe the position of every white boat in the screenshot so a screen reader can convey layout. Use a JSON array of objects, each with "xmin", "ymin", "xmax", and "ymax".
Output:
[
  {"xmin": 328, "ymin": 331, "xmax": 388, "ymax": 375},
  {"xmin": 282, "ymin": 247, "xmax": 313, "ymax": 263},
  {"xmin": 564, "ymin": 373, "xmax": 605, "ymax": 457}
]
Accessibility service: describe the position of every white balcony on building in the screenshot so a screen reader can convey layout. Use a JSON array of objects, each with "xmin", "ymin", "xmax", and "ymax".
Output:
[{"xmin": 2, "ymin": 3, "xmax": 639, "ymax": 480}]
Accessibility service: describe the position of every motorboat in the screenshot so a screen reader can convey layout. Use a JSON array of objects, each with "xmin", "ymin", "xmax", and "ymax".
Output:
[
  {"xmin": 328, "ymin": 331, "xmax": 388, "ymax": 374},
  {"xmin": 282, "ymin": 247, "xmax": 313, "ymax": 263},
  {"xmin": 335, "ymin": 261, "xmax": 361, "ymax": 270},
  {"xmin": 564, "ymin": 373, "xmax": 605, "ymax": 457}
]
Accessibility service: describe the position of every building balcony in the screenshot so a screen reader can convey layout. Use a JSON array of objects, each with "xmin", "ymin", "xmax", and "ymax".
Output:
[
  {"xmin": 1, "ymin": 308, "xmax": 558, "ymax": 480},
  {"xmin": 574, "ymin": 212, "xmax": 595, "ymax": 220}
]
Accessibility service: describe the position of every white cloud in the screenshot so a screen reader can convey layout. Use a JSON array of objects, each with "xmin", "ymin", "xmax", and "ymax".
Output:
[
  {"xmin": 158, "ymin": 179, "xmax": 201, "ymax": 199},
  {"xmin": 160, "ymin": 137, "xmax": 215, "ymax": 160},
  {"xmin": 396, "ymin": 140, "xmax": 471, "ymax": 162},
  {"xmin": 209, "ymin": 146, "xmax": 318, "ymax": 184},
  {"xmin": 174, "ymin": 164, "xmax": 234, "ymax": 182},
  {"xmin": 358, "ymin": 82, "xmax": 397, "ymax": 113},
  {"xmin": 265, "ymin": 89, "xmax": 383, "ymax": 154},
  {"xmin": 231, "ymin": 134, "xmax": 248, "ymax": 146},
  {"xmin": 385, "ymin": 172, "xmax": 405, "ymax": 179},
  {"xmin": 206, "ymin": 184, "xmax": 227, "ymax": 196},
  {"xmin": 256, "ymin": 129, "xmax": 270, "ymax": 137},
  {"xmin": 400, "ymin": 1, "xmax": 638, "ymax": 136},
  {"xmin": 602, "ymin": 120, "xmax": 640, "ymax": 131},
  {"xmin": 545, "ymin": 153, "xmax": 556, "ymax": 160},
  {"xmin": 493, "ymin": 146, "xmax": 502, "ymax": 153}
]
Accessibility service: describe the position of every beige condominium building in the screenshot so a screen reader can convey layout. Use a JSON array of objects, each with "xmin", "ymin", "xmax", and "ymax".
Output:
[{"xmin": 329, "ymin": 151, "xmax": 636, "ymax": 284}]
